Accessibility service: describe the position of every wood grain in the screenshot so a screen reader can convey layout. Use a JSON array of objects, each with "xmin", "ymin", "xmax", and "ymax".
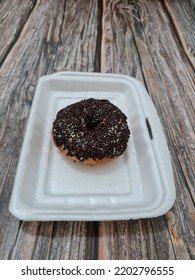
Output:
[
  {"xmin": 52, "ymin": 0, "xmax": 100, "ymax": 72},
  {"xmin": 99, "ymin": 0, "xmax": 195, "ymax": 260},
  {"xmin": 0, "ymin": 0, "xmax": 99, "ymax": 260},
  {"xmin": 0, "ymin": 0, "xmax": 36, "ymax": 66},
  {"xmin": 163, "ymin": 0, "xmax": 195, "ymax": 67},
  {"xmin": 0, "ymin": 0, "xmax": 194, "ymax": 260}
]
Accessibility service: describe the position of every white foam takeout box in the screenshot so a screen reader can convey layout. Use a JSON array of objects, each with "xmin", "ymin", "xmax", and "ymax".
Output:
[{"xmin": 9, "ymin": 72, "xmax": 176, "ymax": 221}]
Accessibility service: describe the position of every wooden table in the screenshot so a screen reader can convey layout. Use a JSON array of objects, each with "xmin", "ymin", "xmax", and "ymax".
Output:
[{"xmin": 0, "ymin": 0, "xmax": 194, "ymax": 260}]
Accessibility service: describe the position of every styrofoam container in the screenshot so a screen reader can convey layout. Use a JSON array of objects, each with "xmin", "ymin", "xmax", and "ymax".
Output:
[{"xmin": 9, "ymin": 72, "xmax": 176, "ymax": 221}]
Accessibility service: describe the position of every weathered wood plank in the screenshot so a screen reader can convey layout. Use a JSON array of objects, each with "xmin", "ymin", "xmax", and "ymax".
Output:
[
  {"xmin": 163, "ymin": 0, "xmax": 195, "ymax": 67},
  {"xmin": 0, "ymin": 0, "xmax": 64, "ymax": 260},
  {"xmin": 52, "ymin": 0, "xmax": 100, "ymax": 72},
  {"xmin": 0, "ymin": 0, "xmax": 99, "ymax": 260},
  {"xmin": 0, "ymin": 0, "xmax": 194, "ymax": 260},
  {"xmin": 101, "ymin": 0, "xmax": 144, "ymax": 81},
  {"xmin": 0, "ymin": 0, "xmax": 36, "ymax": 66},
  {"xmin": 99, "ymin": 220, "xmax": 160, "ymax": 259},
  {"xmin": 99, "ymin": 0, "xmax": 195, "ymax": 260},
  {"xmin": 130, "ymin": 0, "xmax": 195, "ymax": 205}
]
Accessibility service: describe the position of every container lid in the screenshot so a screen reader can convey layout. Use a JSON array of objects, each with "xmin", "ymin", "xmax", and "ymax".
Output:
[{"xmin": 9, "ymin": 72, "xmax": 176, "ymax": 221}]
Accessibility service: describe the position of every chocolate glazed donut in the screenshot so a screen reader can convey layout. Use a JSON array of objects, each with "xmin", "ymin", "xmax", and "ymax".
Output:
[{"xmin": 52, "ymin": 98, "xmax": 130, "ymax": 165}]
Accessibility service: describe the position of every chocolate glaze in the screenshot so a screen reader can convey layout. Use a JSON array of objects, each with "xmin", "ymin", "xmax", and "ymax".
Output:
[{"xmin": 52, "ymin": 98, "xmax": 130, "ymax": 162}]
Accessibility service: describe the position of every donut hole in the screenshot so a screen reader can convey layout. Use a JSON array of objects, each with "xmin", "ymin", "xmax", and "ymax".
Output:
[{"xmin": 86, "ymin": 118, "xmax": 103, "ymax": 131}]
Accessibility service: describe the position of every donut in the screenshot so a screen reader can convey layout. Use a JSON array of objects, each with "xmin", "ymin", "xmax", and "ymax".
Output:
[{"xmin": 52, "ymin": 98, "xmax": 130, "ymax": 165}]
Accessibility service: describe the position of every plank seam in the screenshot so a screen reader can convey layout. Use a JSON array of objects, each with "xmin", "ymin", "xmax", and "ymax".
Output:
[
  {"xmin": 0, "ymin": 0, "xmax": 37, "ymax": 68},
  {"xmin": 94, "ymin": 0, "xmax": 103, "ymax": 72},
  {"xmin": 7, "ymin": 220, "xmax": 23, "ymax": 259},
  {"xmin": 162, "ymin": 0, "xmax": 195, "ymax": 70},
  {"xmin": 51, "ymin": 0, "xmax": 67, "ymax": 73}
]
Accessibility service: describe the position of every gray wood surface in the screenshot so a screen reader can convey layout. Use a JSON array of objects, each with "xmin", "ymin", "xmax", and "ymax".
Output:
[{"xmin": 0, "ymin": 0, "xmax": 194, "ymax": 260}]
